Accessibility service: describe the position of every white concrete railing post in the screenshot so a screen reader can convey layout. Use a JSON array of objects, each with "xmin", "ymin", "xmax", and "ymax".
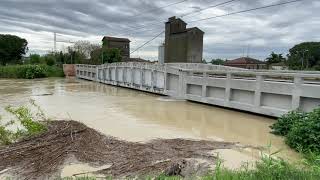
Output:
[
  {"xmin": 130, "ymin": 64, "xmax": 134, "ymax": 88},
  {"xmin": 140, "ymin": 67, "xmax": 144, "ymax": 89},
  {"xmin": 177, "ymin": 70, "xmax": 188, "ymax": 99},
  {"xmin": 114, "ymin": 67, "xmax": 118, "ymax": 83},
  {"xmin": 202, "ymin": 72, "xmax": 208, "ymax": 98},
  {"xmin": 292, "ymin": 75, "xmax": 303, "ymax": 110},
  {"xmin": 151, "ymin": 70, "xmax": 155, "ymax": 91},
  {"xmin": 254, "ymin": 75, "xmax": 264, "ymax": 109},
  {"xmin": 225, "ymin": 72, "xmax": 232, "ymax": 106}
]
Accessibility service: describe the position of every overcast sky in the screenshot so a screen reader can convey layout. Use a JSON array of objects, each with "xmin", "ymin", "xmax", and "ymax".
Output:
[{"xmin": 0, "ymin": 0, "xmax": 319, "ymax": 61}]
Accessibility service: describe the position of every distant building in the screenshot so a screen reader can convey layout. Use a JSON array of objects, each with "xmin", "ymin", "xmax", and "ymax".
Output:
[
  {"xmin": 224, "ymin": 57, "xmax": 267, "ymax": 70},
  {"xmin": 158, "ymin": 43, "xmax": 165, "ymax": 64},
  {"xmin": 102, "ymin": 36, "xmax": 130, "ymax": 58},
  {"xmin": 270, "ymin": 62, "xmax": 289, "ymax": 70},
  {"xmin": 164, "ymin": 16, "xmax": 204, "ymax": 63},
  {"xmin": 122, "ymin": 57, "xmax": 151, "ymax": 63}
]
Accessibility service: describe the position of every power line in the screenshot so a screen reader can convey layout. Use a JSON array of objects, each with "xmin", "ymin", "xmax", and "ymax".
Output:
[
  {"xmin": 132, "ymin": 0, "xmax": 190, "ymax": 17},
  {"xmin": 189, "ymin": 0, "xmax": 303, "ymax": 23},
  {"xmin": 130, "ymin": 0, "xmax": 303, "ymax": 56},
  {"xmin": 181, "ymin": 0, "xmax": 238, "ymax": 18},
  {"xmin": 121, "ymin": 0, "xmax": 239, "ymax": 36},
  {"xmin": 130, "ymin": 31, "xmax": 165, "ymax": 54}
]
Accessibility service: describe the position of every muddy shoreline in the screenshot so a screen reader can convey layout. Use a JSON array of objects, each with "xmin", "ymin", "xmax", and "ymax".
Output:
[{"xmin": 0, "ymin": 120, "xmax": 239, "ymax": 179}]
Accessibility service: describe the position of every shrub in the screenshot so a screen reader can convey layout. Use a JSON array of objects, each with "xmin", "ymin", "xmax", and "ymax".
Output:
[
  {"xmin": 25, "ymin": 65, "xmax": 46, "ymax": 79},
  {"xmin": 45, "ymin": 56, "xmax": 56, "ymax": 66},
  {"xmin": 270, "ymin": 110, "xmax": 307, "ymax": 136},
  {"xmin": 285, "ymin": 108, "xmax": 320, "ymax": 153},
  {"xmin": 271, "ymin": 108, "xmax": 320, "ymax": 153},
  {"xmin": 0, "ymin": 64, "xmax": 64, "ymax": 79},
  {"xmin": 29, "ymin": 54, "xmax": 41, "ymax": 64}
]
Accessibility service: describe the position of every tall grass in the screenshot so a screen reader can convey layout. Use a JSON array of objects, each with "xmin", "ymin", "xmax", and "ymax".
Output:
[{"xmin": 0, "ymin": 64, "xmax": 64, "ymax": 79}]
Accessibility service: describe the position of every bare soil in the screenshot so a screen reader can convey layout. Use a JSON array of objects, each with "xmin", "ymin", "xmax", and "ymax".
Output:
[{"xmin": 0, "ymin": 120, "xmax": 235, "ymax": 179}]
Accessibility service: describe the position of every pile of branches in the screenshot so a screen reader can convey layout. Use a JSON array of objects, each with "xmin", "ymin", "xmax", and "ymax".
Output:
[{"xmin": 0, "ymin": 120, "xmax": 235, "ymax": 179}]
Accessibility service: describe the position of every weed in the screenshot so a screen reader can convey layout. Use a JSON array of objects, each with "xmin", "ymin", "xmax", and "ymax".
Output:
[{"xmin": 0, "ymin": 101, "xmax": 47, "ymax": 145}]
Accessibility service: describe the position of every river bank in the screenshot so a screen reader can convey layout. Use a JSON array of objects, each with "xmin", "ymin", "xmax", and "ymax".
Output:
[{"xmin": 0, "ymin": 120, "xmax": 238, "ymax": 179}]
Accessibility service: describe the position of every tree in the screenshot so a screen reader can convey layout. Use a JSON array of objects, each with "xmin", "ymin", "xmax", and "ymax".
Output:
[
  {"xmin": 0, "ymin": 34, "xmax": 28, "ymax": 65},
  {"xmin": 102, "ymin": 48, "xmax": 122, "ymax": 64},
  {"xmin": 90, "ymin": 48, "xmax": 122, "ymax": 64},
  {"xmin": 29, "ymin": 54, "xmax": 41, "ymax": 64},
  {"xmin": 266, "ymin": 52, "xmax": 286, "ymax": 65},
  {"xmin": 73, "ymin": 41, "xmax": 100, "ymax": 59},
  {"xmin": 210, "ymin": 58, "xmax": 225, "ymax": 65},
  {"xmin": 287, "ymin": 42, "xmax": 320, "ymax": 70}
]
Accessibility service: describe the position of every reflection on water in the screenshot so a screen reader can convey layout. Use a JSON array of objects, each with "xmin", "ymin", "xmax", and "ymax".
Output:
[{"xmin": 0, "ymin": 78, "xmax": 300, "ymax": 164}]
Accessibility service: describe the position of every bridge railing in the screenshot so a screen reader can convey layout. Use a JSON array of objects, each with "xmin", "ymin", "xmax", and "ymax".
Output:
[
  {"xmin": 178, "ymin": 69, "xmax": 320, "ymax": 117},
  {"xmin": 75, "ymin": 63, "xmax": 320, "ymax": 117}
]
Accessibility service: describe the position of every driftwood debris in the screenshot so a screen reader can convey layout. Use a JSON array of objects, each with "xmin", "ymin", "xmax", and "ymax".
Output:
[{"xmin": 0, "ymin": 120, "xmax": 235, "ymax": 179}]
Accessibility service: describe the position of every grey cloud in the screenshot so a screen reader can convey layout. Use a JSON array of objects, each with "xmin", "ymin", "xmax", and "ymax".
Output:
[{"xmin": 0, "ymin": 0, "xmax": 318, "ymax": 60}]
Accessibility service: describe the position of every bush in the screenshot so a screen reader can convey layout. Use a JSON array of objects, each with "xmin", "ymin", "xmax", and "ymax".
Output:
[
  {"xmin": 25, "ymin": 65, "xmax": 46, "ymax": 79},
  {"xmin": 271, "ymin": 108, "xmax": 320, "ymax": 153},
  {"xmin": 270, "ymin": 110, "xmax": 307, "ymax": 136},
  {"xmin": 0, "ymin": 65, "xmax": 64, "ymax": 79},
  {"xmin": 286, "ymin": 108, "xmax": 320, "ymax": 153},
  {"xmin": 45, "ymin": 56, "xmax": 56, "ymax": 66}
]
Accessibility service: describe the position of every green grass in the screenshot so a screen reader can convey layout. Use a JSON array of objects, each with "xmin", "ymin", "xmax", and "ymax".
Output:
[
  {"xmin": 0, "ymin": 64, "xmax": 64, "ymax": 79},
  {"xmin": 57, "ymin": 155, "xmax": 320, "ymax": 180}
]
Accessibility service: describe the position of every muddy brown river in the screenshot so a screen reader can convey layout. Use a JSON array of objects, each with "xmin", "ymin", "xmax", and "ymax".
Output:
[{"xmin": 0, "ymin": 78, "xmax": 300, "ymax": 173}]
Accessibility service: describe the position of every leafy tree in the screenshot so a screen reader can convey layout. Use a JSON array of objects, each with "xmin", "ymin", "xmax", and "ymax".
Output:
[
  {"xmin": 266, "ymin": 52, "xmax": 286, "ymax": 65},
  {"xmin": 102, "ymin": 48, "xmax": 122, "ymax": 64},
  {"xmin": 91, "ymin": 48, "xmax": 122, "ymax": 64},
  {"xmin": 210, "ymin": 58, "xmax": 225, "ymax": 65},
  {"xmin": 0, "ymin": 34, "xmax": 28, "ymax": 65},
  {"xmin": 72, "ymin": 41, "xmax": 100, "ymax": 59},
  {"xmin": 202, "ymin": 59, "xmax": 207, "ymax": 64},
  {"xmin": 287, "ymin": 42, "xmax": 320, "ymax": 70},
  {"xmin": 45, "ymin": 56, "xmax": 56, "ymax": 66},
  {"xmin": 29, "ymin": 54, "xmax": 41, "ymax": 64}
]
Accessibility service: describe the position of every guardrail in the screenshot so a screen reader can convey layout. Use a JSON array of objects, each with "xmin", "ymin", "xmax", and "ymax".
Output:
[{"xmin": 75, "ymin": 63, "xmax": 320, "ymax": 117}]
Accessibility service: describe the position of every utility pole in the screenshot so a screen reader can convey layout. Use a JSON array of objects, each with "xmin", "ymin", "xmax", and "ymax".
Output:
[{"xmin": 54, "ymin": 32, "xmax": 57, "ymax": 52}]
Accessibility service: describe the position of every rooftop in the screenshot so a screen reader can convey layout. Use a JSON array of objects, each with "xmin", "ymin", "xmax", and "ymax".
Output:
[
  {"xmin": 225, "ymin": 57, "xmax": 266, "ymax": 65},
  {"xmin": 102, "ymin": 36, "xmax": 130, "ymax": 42}
]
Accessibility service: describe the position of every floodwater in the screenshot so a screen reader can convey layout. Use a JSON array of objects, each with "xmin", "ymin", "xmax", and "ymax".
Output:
[{"xmin": 0, "ymin": 78, "xmax": 300, "ymax": 172}]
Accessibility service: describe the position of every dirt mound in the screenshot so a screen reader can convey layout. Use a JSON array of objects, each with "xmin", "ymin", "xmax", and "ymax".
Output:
[{"xmin": 0, "ymin": 120, "xmax": 235, "ymax": 179}]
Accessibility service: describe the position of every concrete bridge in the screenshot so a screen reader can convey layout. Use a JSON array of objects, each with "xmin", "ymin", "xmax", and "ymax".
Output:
[{"xmin": 76, "ymin": 63, "xmax": 320, "ymax": 117}]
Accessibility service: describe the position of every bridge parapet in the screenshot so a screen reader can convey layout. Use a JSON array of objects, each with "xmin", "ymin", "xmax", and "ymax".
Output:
[{"xmin": 76, "ymin": 63, "xmax": 320, "ymax": 117}]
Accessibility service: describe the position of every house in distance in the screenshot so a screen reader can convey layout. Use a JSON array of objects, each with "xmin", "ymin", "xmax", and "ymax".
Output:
[
  {"xmin": 102, "ymin": 36, "xmax": 130, "ymax": 58},
  {"xmin": 224, "ymin": 57, "xmax": 267, "ymax": 70}
]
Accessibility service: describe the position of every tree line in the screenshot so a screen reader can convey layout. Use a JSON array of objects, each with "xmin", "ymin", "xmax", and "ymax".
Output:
[
  {"xmin": 1, "ymin": 34, "xmax": 319, "ymax": 70},
  {"xmin": 207, "ymin": 42, "xmax": 320, "ymax": 71},
  {"xmin": 0, "ymin": 34, "xmax": 122, "ymax": 66}
]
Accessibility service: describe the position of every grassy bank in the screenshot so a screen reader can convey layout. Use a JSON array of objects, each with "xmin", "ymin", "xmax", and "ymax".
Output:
[
  {"xmin": 59, "ymin": 155, "xmax": 320, "ymax": 180},
  {"xmin": 0, "ymin": 64, "xmax": 64, "ymax": 79}
]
